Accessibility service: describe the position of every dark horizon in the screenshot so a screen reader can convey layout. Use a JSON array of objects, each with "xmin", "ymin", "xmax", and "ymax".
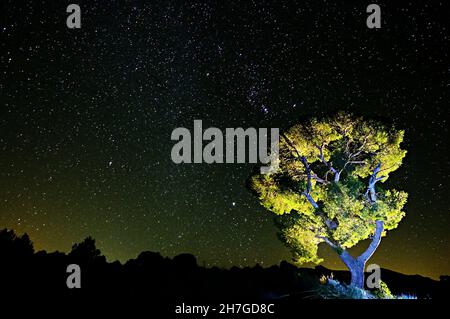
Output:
[
  {"xmin": 0, "ymin": 228, "xmax": 450, "ymax": 283},
  {"xmin": 4, "ymin": 227, "xmax": 449, "ymax": 281}
]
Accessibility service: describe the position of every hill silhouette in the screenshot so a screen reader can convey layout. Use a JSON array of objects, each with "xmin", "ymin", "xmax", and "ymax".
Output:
[{"xmin": 0, "ymin": 228, "xmax": 448, "ymax": 301}]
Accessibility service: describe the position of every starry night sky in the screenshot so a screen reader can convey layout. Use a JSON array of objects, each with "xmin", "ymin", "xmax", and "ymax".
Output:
[{"xmin": 1, "ymin": 1, "xmax": 449, "ymax": 279}]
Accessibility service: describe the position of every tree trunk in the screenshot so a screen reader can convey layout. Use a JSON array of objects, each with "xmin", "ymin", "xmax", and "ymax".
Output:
[
  {"xmin": 349, "ymin": 260, "xmax": 365, "ymax": 289},
  {"xmin": 338, "ymin": 251, "xmax": 364, "ymax": 289},
  {"xmin": 335, "ymin": 220, "xmax": 384, "ymax": 289}
]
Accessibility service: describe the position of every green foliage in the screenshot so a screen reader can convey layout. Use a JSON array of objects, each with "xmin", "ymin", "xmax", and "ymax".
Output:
[
  {"xmin": 250, "ymin": 112, "xmax": 408, "ymax": 265},
  {"xmin": 372, "ymin": 280, "xmax": 394, "ymax": 299},
  {"xmin": 276, "ymin": 214, "xmax": 325, "ymax": 264},
  {"xmin": 251, "ymin": 174, "xmax": 316, "ymax": 216}
]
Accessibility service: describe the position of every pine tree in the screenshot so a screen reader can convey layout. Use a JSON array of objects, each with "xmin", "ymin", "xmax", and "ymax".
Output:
[{"xmin": 250, "ymin": 112, "xmax": 407, "ymax": 288}]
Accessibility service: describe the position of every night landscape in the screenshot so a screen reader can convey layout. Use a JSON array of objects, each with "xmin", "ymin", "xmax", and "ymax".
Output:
[{"xmin": 1, "ymin": 0, "xmax": 449, "ymax": 315}]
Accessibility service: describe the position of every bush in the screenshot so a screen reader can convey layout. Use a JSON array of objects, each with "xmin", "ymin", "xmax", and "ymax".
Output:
[
  {"xmin": 318, "ymin": 277, "xmax": 417, "ymax": 299},
  {"xmin": 372, "ymin": 280, "xmax": 394, "ymax": 299},
  {"xmin": 318, "ymin": 278, "xmax": 376, "ymax": 299}
]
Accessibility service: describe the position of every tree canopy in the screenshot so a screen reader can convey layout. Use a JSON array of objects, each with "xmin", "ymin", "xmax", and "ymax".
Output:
[{"xmin": 250, "ymin": 112, "xmax": 407, "ymax": 265}]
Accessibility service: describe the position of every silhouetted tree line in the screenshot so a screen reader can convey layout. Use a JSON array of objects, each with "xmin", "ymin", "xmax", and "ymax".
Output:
[{"xmin": 0, "ymin": 228, "xmax": 448, "ymax": 300}]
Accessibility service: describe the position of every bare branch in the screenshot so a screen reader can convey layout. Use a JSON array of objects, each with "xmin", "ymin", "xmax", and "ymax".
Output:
[
  {"xmin": 300, "ymin": 156, "xmax": 312, "ymax": 193},
  {"xmin": 341, "ymin": 135, "xmax": 370, "ymax": 174},
  {"xmin": 316, "ymin": 144, "xmax": 340, "ymax": 182},
  {"xmin": 316, "ymin": 236, "xmax": 339, "ymax": 250},
  {"xmin": 316, "ymin": 144, "xmax": 337, "ymax": 173},
  {"xmin": 300, "ymin": 156, "xmax": 320, "ymax": 210},
  {"xmin": 366, "ymin": 162, "xmax": 384, "ymax": 203},
  {"xmin": 311, "ymin": 174, "xmax": 329, "ymax": 185},
  {"xmin": 348, "ymin": 160, "xmax": 366, "ymax": 164},
  {"xmin": 359, "ymin": 164, "xmax": 386, "ymax": 262},
  {"xmin": 357, "ymin": 220, "xmax": 384, "ymax": 263},
  {"xmin": 281, "ymin": 134, "xmax": 337, "ymax": 230},
  {"xmin": 281, "ymin": 133, "xmax": 302, "ymax": 159}
]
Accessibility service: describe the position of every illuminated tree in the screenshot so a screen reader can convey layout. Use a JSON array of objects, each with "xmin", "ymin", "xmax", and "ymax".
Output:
[{"xmin": 250, "ymin": 113, "xmax": 407, "ymax": 288}]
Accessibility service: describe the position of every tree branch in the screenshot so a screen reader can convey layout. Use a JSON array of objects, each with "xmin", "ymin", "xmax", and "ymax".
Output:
[
  {"xmin": 316, "ymin": 144, "xmax": 340, "ymax": 182},
  {"xmin": 365, "ymin": 162, "xmax": 385, "ymax": 203},
  {"xmin": 281, "ymin": 134, "xmax": 337, "ymax": 230},
  {"xmin": 347, "ymin": 160, "xmax": 366, "ymax": 164},
  {"xmin": 300, "ymin": 156, "xmax": 312, "ymax": 193},
  {"xmin": 281, "ymin": 133, "xmax": 302, "ymax": 159},
  {"xmin": 317, "ymin": 236, "xmax": 339, "ymax": 250},
  {"xmin": 280, "ymin": 134, "xmax": 322, "ymax": 210},
  {"xmin": 360, "ymin": 164, "xmax": 386, "ymax": 263},
  {"xmin": 317, "ymin": 236, "xmax": 356, "ymax": 268},
  {"xmin": 339, "ymin": 250, "xmax": 356, "ymax": 270},
  {"xmin": 311, "ymin": 174, "xmax": 329, "ymax": 185},
  {"xmin": 357, "ymin": 220, "xmax": 384, "ymax": 263},
  {"xmin": 341, "ymin": 134, "xmax": 370, "ymax": 174},
  {"xmin": 300, "ymin": 156, "xmax": 319, "ymax": 209}
]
